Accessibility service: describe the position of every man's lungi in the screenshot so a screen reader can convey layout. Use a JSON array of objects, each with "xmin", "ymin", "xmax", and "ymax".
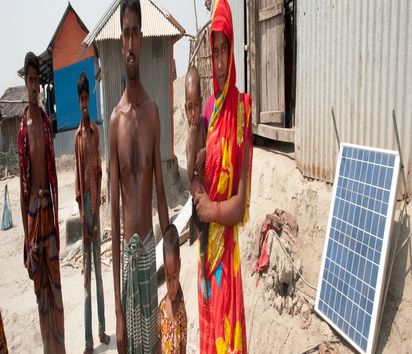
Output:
[
  {"xmin": 122, "ymin": 231, "xmax": 158, "ymax": 353},
  {"xmin": 27, "ymin": 190, "xmax": 65, "ymax": 353}
]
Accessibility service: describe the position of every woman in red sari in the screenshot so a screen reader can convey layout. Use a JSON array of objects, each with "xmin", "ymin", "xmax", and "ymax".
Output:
[{"xmin": 194, "ymin": 0, "xmax": 253, "ymax": 352}]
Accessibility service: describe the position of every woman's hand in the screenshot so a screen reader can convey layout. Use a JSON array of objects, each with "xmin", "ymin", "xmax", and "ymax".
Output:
[{"xmin": 194, "ymin": 191, "xmax": 214, "ymax": 223}]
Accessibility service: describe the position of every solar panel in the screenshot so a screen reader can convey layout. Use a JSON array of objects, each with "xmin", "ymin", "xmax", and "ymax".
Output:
[{"xmin": 315, "ymin": 143, "xmax": 400, "ymax": 354}]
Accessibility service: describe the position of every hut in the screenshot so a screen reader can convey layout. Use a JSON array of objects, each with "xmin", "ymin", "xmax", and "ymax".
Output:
[
  {"xmin": 18, "ymin": 2, "xmax": 102, "ymax": 157},
  {"xmin": 0, "ymin": 86, "xmax": 28, "ymax": 173},
  {"xmin": 82, "ymin": 0, "xmax": 185, "ymax": 164},
  {"xmin": 0, "ymin": 86, "xmax": 28, "ymax": 153}
]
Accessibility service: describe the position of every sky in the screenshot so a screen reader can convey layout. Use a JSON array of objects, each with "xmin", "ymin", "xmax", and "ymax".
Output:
[{"xmin": 0, "ymin": 0, "xmax": 210, "ymax": 96}]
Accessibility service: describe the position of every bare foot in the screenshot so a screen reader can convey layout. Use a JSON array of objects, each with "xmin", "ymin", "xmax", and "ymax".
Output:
[{"xmin": 99, "ymin": 333, "xmax": 111, "ymax": 345}]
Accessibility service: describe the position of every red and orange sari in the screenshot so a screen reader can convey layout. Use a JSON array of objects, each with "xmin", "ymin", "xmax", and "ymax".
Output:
[{"xmin": 198, "ymin": 0, "xmax": 252, "ymax": 352}]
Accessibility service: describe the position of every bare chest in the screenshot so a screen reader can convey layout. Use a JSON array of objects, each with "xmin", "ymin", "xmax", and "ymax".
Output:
[
  {"xmin": 81, "ymin": 132, "xmax": 90, "ymax": 161},
  {"xmin": 27, "ymin": 118, "xmax": 46, "ymax": 162},
  {"xmin": 117, "ymin": 116, "xmax": 155, "ymax": 177}
]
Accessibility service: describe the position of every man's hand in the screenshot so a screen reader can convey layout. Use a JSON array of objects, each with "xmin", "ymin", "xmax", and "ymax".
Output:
[{"xmin": 116, "ymin": 309, "xmax": 127, "ymax": 353}]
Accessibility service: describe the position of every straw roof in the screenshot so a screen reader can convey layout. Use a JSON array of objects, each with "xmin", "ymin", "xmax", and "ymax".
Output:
[{"xmin": 0, "ymin": 86, "xmax": 28, "ymax": 120}]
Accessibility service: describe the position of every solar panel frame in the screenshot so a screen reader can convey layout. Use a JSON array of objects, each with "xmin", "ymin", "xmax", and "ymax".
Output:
[{"xmin": 315, "ymin": 143, "xmax": 400, "ymax": 354}]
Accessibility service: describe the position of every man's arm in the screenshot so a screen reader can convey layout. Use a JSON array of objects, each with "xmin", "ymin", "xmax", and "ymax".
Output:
[
  {"xmin": 110, "ymin": 111, "xmax": 127, "ymax": 353},
  {"xmin": 195, "ymin": 140, "xmax": 250, "ymax": 227},
  {"xmin": 74, "ymin": 135, "xmax": 82, "ymax": 211},
  {"xmin": 17, "ymin": 129, "xmax": 28, "ymax": 241},
  {"xmin": 20, "ymin": 183, "xmax": 28, "ymax": 240},
  {"xmin": 153, "ymin": 105, "xmax": 169, "ymax": 235},
  {"xmin": 109, "ymin": 113, "xmax": 121, "ymax": 314},
  {"xmin": 96, "ymin": 128, "xmax": 102, "ymax": 207},
  {"xmin": 74, "ymin": 134, "xmax": 90, "ymax": 240},
  {"xmin": 94, "ymin": 127, "xmax": 102, "ymax": 235}
]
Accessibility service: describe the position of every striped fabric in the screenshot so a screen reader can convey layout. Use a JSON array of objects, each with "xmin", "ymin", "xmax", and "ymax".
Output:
[
  {"xmin": 122, "ymin": 232, "xmax": 158, "ymax": 353},
  {"xmin": 28, "ymin": 190, "xmax": 65, "ymax": 353}
]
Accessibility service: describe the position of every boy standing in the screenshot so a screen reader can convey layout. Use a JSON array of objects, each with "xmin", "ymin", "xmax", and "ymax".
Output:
[
  {"xmin": 74, "ymin": 72, "xmax": 110, "ymax": 354},
  {"xmin": 158, "ymin": 224, "xmax": 187, "ymax": 353}
]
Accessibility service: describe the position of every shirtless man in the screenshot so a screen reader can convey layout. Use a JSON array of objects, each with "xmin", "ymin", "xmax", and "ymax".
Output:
[
  {"xmin": 109, "ymin": 1, "xmax": 169, "ymax": 353},
  {"xmin": 74, "ymin": 72, "xmax": 110, "ymax": 354},
  {"xmin": 18, "ymin": 51, "xmax": 65, "ymax": 353}
]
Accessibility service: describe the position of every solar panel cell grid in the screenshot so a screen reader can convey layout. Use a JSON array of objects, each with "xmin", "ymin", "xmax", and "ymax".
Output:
[{"xmin": 315, "ymin": 144, "xmax": 399, "ymax": 354}]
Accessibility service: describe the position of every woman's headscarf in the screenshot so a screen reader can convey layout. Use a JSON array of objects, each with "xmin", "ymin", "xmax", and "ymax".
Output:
[{"xmin": 209, "ymin": 0, "xmax": 236, "ymax": 130}]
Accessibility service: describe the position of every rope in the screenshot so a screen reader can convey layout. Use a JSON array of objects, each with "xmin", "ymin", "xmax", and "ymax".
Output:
[{"xmin": 271, "ymin": 230, "xmax": 318, "ymax": 291}]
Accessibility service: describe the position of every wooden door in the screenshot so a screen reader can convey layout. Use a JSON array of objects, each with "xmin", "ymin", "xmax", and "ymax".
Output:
[{"xmin": 258, "ymin": 0, "xmax": 285, "ymax": 125}]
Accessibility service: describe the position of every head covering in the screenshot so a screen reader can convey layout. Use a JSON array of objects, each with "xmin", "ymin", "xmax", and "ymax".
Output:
[{"xmin": 209, "ymin": 0, "xmax": 236, "ymax": 130}]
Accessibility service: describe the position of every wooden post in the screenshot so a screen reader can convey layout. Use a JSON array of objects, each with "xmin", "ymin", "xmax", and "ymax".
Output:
[{"xmin": 249, "ymin": 0, "xmax": 259, "ymax": 126}]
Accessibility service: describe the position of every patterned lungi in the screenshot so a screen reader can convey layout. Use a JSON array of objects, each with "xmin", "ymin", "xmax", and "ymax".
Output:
[
  {"xmin": 27, "ymin": 190, "xmax": 65, "ymax": 353},
  {"xmin": 122, "ymin": 231, "xmax": 158, "ymax": 353}
]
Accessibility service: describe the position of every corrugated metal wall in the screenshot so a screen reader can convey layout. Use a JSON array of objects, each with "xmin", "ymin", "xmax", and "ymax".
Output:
[
  {"xmin": 295, "ymin": 0, "xmax": 412, "ymax": 193},
  {"xmin": 229, "ymin": 0, "xmax": 245, "ymax": 92},
  {"xmin": 96, "ymin": 39, "xmax": 124, "ymax": 164},
  {"xmin": 140, "ymin": 37, "xmax": 173, "ymax": 161},
  {"xmin": 96, "ymin": 37, "xmax": 173, "ymax": 163}
]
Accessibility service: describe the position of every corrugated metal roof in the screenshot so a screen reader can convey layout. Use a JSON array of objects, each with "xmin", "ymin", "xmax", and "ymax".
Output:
[{"xmin": 83, "ymin": 0, "xmax": 185, "ymax": 46}]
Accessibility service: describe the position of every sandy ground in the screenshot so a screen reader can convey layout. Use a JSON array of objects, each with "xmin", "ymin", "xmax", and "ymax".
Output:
[{"xmin": 0, "ymin": 77, "xmax": 411, "ymax": 353}]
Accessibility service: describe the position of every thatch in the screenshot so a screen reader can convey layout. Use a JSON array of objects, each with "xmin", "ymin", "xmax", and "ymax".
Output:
[
  {"xmin": 0, "ymin": 86, "xmax": 28, "ymax": 120},
  {"xmin": 189, "ymin": 24, "xmax": 213, "ymax": 111}
]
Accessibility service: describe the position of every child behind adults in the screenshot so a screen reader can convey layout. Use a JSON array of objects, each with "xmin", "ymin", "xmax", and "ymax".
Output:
[
  {"xmin": 158, "ymin": 224, "xmax": 187, "ymax": 353},
  {"xmin": 185, "ymin": 66, "xmax": 209, "ymax": 302}
]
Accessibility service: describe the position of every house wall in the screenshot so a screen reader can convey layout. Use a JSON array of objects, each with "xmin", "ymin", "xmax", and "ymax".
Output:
[
  {"xmin": 229, "ymin": 0, "xmax": 246, "ymax": 92},
  {"xmin": 295, "ymin": 0, "xmax": 412, "ymax": 193},
  {"xmin": 52, "ymin": 10, "xmax": 94, "ymax": 71},
  {"xmin": 0, "ymin": 116, "xmax": 20, "ymax": 153},
  {"xmin": 140, "ymin": 36, "xmax": 174, "ymax": 161},
  {"xmin": 52, "ymin": 10, "xmax": 100, "ymax": 131},
  {"xmin": 54, "ymin": 58, "xmax": 100, "ymax": 130},
  {"xmin": 190, "ymin": 26, "xmax": 213, "ymax": 112}
]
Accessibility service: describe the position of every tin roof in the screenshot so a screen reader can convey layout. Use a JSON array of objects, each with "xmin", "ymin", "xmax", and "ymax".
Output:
[{"xmin": 83, "ymin": 0, "xmax": 185, "ymax": 46}]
